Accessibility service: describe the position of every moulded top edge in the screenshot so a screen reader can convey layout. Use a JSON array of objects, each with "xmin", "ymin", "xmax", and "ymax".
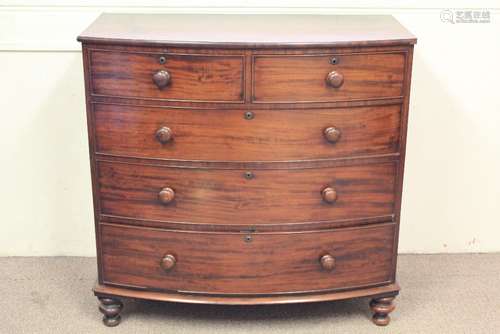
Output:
[{"xmin": 77, "ymin": 14, "xmax": 417, "ymax": 48}]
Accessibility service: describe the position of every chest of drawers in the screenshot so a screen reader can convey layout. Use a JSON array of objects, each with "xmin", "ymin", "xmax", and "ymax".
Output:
[{"xmin": 78, "ymin": 14, "xmax": 416, "ymax": 327}]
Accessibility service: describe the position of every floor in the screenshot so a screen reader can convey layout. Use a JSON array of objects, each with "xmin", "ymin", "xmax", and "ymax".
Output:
[{"xmin": 0, "ymin": 254, "xmax": 499, "ymax": 333}]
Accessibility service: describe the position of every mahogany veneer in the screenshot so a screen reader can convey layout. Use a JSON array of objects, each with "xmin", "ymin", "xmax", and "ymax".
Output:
[
  {"xmin": 91, "ymin": 51, "xmax": 245, "ymax": 102},
  {"xmin": 78, "ymin": 13, "xmax": 416, "ymax": 327},
  {"xmin": 253, "ymin": 52, "xmax": 405, "ymax": 103},
  {"xmin": 97, "ymin": 161, "xmax": 397, "ymax": 225},
  {"xmin": 94, "ymin": 104, "xmax": 402, "ymax": 161}
]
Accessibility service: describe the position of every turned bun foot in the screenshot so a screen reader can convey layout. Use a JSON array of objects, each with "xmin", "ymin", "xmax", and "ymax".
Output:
[
  {"xmin": 98, "ymin": 297, "xmax": 123, "ymax": 327},
  {"xmin": 370, "ymin": 296, "xmax": 396, "ymax": 326}
]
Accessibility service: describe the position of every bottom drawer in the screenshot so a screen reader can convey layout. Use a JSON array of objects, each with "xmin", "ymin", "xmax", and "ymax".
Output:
[{"xmin": 100, "ymin": 223, "xmax": 395, "ymax": 295}]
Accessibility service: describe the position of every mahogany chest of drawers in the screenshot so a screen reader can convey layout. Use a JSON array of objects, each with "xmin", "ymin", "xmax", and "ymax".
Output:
[{"xmin": 78, "ymin": 14, "xmax": 416, "ymax": 327}]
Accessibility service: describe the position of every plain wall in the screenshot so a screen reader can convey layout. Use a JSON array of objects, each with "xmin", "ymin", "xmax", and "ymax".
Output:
[{"xmin": 1, "ymin": 1, "xmax": 499, "ymax": 255}]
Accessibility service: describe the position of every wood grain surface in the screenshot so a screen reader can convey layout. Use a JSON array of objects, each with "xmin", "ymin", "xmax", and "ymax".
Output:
[
  {"xmin": 90, "ymin": 50, "xmax": 244, "ymax": 102},
  {"xmin": 253, "ymin": 52, "xmax": 405, "ymax": 102},
  {"xmin": 100, "ymin": 222, "xmax": 395, "ymax": 294},
  {"xmin": 78, "ymin": 14, "xmax": 416, "ymax": 48},
  {"xmin": 78, "ymin": 14, "xmax": 415, "ymax": 315},
  {"xmin": 94, "ymin": 103, "xmax": 401, "ymax": 161},
  {"xmin": 97, "ymin": 161, "xmax": 396, "ymax": 225},
  {"xmin": 93, "ymin": 281, "xmax": 400, "ymax": 305}
]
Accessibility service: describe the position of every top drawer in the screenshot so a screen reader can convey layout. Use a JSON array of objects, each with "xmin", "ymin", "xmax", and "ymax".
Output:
[
  {"xmin": 253, "ymin": 52, "xmax": 405, "ymax": 103},
  {"xmin": 89, "ymin": 50, "xmax": 245, "ymax": 102}
]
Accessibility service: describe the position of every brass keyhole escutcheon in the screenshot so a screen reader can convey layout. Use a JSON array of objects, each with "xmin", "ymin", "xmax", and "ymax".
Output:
[
  {"xmin": 244, "ymin": 111, "xmax": 254, "ymax": 120},
  {"xmin": 330, "ymin": 57, "xmax": 339, "ymax": 65},
  {"xmin": 159, "ymin": 56, "xmax": 166, "ymax": 64},
  {"xmin": 244, "ymin": 171, "xmax": 254, "ymax": 180}
]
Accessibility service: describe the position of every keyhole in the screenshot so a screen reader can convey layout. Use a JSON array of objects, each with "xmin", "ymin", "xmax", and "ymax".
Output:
[
  {"xmin": 244, "ymin": 171, "xmax": 254, "ymax": 180},
  {"xmin": 244, "ymin": 111, "xmax": 254, "ymax": 120}
]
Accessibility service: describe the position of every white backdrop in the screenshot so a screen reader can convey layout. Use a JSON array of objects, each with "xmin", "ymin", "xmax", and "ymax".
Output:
[{"xmin": 1, "ymin": 1, "xmax": 499, "ymax": 255}]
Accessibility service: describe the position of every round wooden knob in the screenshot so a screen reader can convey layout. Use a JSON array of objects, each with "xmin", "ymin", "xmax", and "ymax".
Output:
[
  {"xmin": 321, "ymin": 187, "xmax": 337, "ymax": 204},
  {"xmin": 324, "ymin": 126, "xmax": 341, "ymax": 143},
  {"xmin": 158, "ymin": 187, "xmax": 175, "ymax": 205},
  {"xmin": 155, "ymin": 126, "xmax": 173, "ymax": 144},
  {"xmin": 160, "ymin": 254, "xmax": 176, "ymax": 271},
  {"xmin": 326, "ymin": 71, "xmax": 344, "ymax": 88},
  {"xmin": 153, "ymin": 70, "xmax": 171, "ymax": 89},
  {"xmin": 320, "ymin": 254, "xmax": 336, "ymax": 271}
]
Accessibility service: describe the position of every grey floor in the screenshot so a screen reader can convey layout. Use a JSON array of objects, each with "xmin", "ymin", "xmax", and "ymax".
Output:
[{"xmin": 1, "ymin": 254, "xmax": 499, "ymax": 333}]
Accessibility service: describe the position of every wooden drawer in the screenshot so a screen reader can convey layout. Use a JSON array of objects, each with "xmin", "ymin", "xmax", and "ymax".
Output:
[
  {"xmin": 98, "ymin": 161, "xmax": 396, "ymax": 225},
  {"xmin": 94, "ymin": 104, "xmax": 401, "ymax": 161},
  {"xmin": 100, "ymin": 223, "xmax": 395, "ymax": 294},
  {"xmin": 90, "ymin": 50, "xmax": 244, "ymax": 102},
  {"xmin": 253, "ymin": 52, "xmax": 405, "ymax": 103}
]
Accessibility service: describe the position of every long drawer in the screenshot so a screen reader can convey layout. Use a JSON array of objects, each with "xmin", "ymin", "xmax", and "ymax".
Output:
[
  {"xmin": 100, "ymin": 223, "xmax": 395, "ymax": 294},
  {"xmin": 94, "ymin": 103, "xmax": 401, "ymax": 162},
  {"xmin": 253, "ymin": 52, "xmax": 405, "ymax": 103},
  {"xmin": 97, "ymin": 161, "xmax": 396, "ymax": 225}
]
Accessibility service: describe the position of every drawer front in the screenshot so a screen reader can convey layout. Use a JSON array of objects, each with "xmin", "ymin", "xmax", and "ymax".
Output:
[
  {"xmin": 101, "ymin": 223, "xmax": 395, "ymax": 294},
  {"xmin": 94, "ymin": 104, "xmax": 401, "ymax": 161},
  {"xmin": 253, "ymin": 53, "xmax": 405, "ymax": 103},
  {"xmin": 98, "ymin": 161, "xmax": 396, "ymax": 225},
  {"xmin": 90, "ymin": 50, "xmax": 244, "ymax": 102}
]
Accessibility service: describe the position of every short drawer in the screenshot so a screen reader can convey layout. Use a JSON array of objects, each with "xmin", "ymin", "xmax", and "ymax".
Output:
[
  {"xmin": 97, "ymin": 161, "xmax": 396, "ymax": 225},
  {"xmin": 90, "ymin": 50, "xmax": 244, "ymax": 102},
  {"xmin": 100, "ymin": 223, "xmax": 395, "ymax": 294},
  {"xmin": 94, "ymin": 104, "xmax": 401, "ymax": 161},
  {"xmin": 253, "ymin": 52, "xmax": 405, "ymax": 103}
]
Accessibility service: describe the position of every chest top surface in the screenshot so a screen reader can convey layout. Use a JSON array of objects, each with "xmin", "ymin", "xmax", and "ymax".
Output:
[{"xmin": 77, "ymin": 14, "xmax": 416, "ymax": 48}]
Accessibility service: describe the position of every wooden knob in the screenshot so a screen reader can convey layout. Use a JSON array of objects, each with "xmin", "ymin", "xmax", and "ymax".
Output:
[
  {"xmin": 158, "ymin": 187, "xmax": 175, "ymax": 205},
  {"xmin": 326, "ymin": 71, "xmax": 344, "ymax": 88},
  {"xmin": 321, "ymin": 187, "xmax": 337, "ymax": 204},
  {"xmin": 153, "ymin": 70, "xmax": 171, "ymax": 89},
  {"xmin": 155, "ymin": 126, "xmax": 173, "ymax": 144},
  {"xmin": 320, "ymin": 254, "xmax": 336, "ymax": 271},
  {"xmin": 160, "ymin": 254, "xmax": 176, "ymax": 271},
  {"xmin": 324, "ymin": 126, "xmax": 341, "ymax": 143}
]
